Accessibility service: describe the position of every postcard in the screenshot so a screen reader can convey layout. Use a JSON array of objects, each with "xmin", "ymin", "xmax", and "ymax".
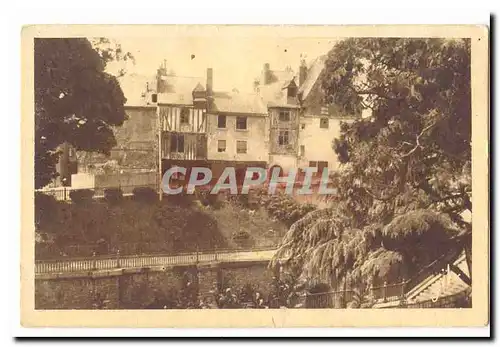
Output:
[{"xmin": 21, "ymin": 24, "xmax": 489, "ymax": 328}]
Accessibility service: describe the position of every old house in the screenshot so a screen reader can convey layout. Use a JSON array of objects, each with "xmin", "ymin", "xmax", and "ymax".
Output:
[
  {"xmin": 254, "ymin": 58, "xmax": 360, "ymax": 176},
  {"xmin": 207, "ymin": 90, "xmax": 269, "ymax": 183},
  {"xmin": 255, "ymin": 64, "xmax": 300, "ymax": 174},
  {"xmin": 296, "ymin": 56, "xmax": 360, "ymax": 172},
  {"xmin": 69, "ymin": 73, "xmax": 159, "ymax": 191},
  {"xmin": 154, "ymin": 67, "xmax": 269, "ymax": 186},
  {"xmin": 155, "ymin": 67, "xmax": 209, "ymax": 179}
]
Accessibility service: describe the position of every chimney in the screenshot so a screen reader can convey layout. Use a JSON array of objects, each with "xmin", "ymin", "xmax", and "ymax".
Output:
[
  {"xmin": 261, "ymin": 63, "xmax": 271, "ymax": 85},
  {"xmin": 206, "ymin": 68, "xmax": 213, "ymax": 97},
  {"xmin": 156, "ymin": 60, "xmax": 168, "ymax": 93},
  {"xmin": 299, "ymin": 60, "xmax": 307, "ymax": 86}
]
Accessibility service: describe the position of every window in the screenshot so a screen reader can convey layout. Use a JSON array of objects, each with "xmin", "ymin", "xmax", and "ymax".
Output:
[
  {"xmin": 171, "ymin": 166, "xmax": 185, "ymax": 180},
  {"xmin": 236, "ymin": 141, "xmax": 247, "ymax": 154},
  {"xmin": 217, "ymin": 115, "xmax": 227, "ymax": 128},
  {"xmin": 310, "ymin": 161, "xmax": 328, "ymax": 172},
  {"xmin": 301, "ymin": 123, "xmax": 306, "ymax": 130},
  {"xmin": 300, "ymin": 145, "xmax": 305, "ymax": 157},
  {"xmin": 170, "ymin": 133, "xmax": 185, "ymax": 153},
  {"xmin": 217, "ymin": 140, "xmax": 226, "ymax": 153},
  {"xmin": 278, "ymin": 130, "xmax": 290, "ymax": 146},
  {"xmin": 180, "ymin": 108, "xmax": 190, "ymax": 124},
  {"xmin": 318, "ymin": 161, "xmax": 328, "ymax": 174},
  {"xmin": 320, "ymin": 117, "xmax": 329, "ymax": 129},
  {"xmin": 279, "ymin": 110, "xmax": 291, "ymax": 122},
  {"xmin": 236, "ymin": 116, "xmax": 247, "ymax": 130}
]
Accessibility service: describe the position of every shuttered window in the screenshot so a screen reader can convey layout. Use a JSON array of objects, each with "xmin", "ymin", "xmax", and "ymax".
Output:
[
  {"xmin": 236, "ymin": 141, "xmax": 247, "ymax": 154},
  {"xmin": 217, "ymin": 140, "xmax": 226, "ymax": 152}
]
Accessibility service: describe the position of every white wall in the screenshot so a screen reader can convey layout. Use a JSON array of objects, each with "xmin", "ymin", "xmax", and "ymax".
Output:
[
  {"xmin": 297, "ymin": 116, "xmax": 353, "ymax": 171},
  {"xmin": 269, "ymin": 154, "xmax": 298, "ymax": 172},
  {"xmin": 207, "ymin": 114, "xmax": 269, "ymax": 163},
  {"xmin": 71, "ymin": 173, "xmax": 96, "ymax": 189}
]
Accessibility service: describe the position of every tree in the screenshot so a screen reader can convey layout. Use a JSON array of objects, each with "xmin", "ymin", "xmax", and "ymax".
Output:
[
  {"xmin": 35, "ymin": 38, "xmax": 130, "ymax": 188},
  {"xmin": 273, "ymin": 38, "xmax": 472, "ymax": 289}
]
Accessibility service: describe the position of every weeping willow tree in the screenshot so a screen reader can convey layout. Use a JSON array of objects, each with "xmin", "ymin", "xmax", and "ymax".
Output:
[{"xmin": 272, "ymin": 38, "xmax": 472, "ymax": 289}]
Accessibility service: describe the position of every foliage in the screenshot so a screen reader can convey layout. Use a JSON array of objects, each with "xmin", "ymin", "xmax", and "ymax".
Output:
[
  {"xmin": 34, "ymin": 192, "xmax": 58, "ymax": 228},
  {"xmin": 206, "ymin": 281, "xmax": 267, "ymax": 309},
  {"xmin": 232, "ymin": 230, "xmax": 251, "ymax": 241},
  {"xmin": 195, "ymin": 188, "xmax": 219, "ymax": 207},
  {"xmin": 35, "ymin": 199, "xmax": 286, "ymax": 259},
  {"xmin": 132, "ymin": 187, "xmax": 158, "ymax": 203},
  {"xmin": 224, "ymin": 192, "xmax": 254, "ymax": 209},
  {"xmin": 232, "ymin": 229, "xmax": 251, "ymax": 247},
  {"xmin": 104, "ymin": 187, "xmax": 123, "ymax": 205},
  {"xmin": 257, "ymin": 190, "xmax": 316, "ymax": 227},
  {"xmin": 268, "ymin": 263, "xmax": 305, "ymax": 308},
  {"xmin": 69, "ymin": 189, "xmax": 95, "ymax": 204},
  {"xmin": 346, "ymin": 288, "xmax": 375, "ymax": 308},
  {"xmin": 176, "ymin": 271, "xmax": 199, "ymax": 309},
  {"xmin": 34, "ymin": 38, "xmax": 130, "ymax": 188},
  {"xmin": 164, "ymin": 192, "xmax": 193, "ymax": 207},
  {"xmin": 273, "ymin": 38, "xmax": 472, "ymax": 289}
]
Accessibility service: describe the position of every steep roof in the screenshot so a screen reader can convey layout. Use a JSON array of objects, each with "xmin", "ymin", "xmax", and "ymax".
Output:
[
  {"xmin": 158, "ymin": 75, "xmax": 205, "ymax": 105},
  {"xmin": 298, "ymin": 55, "xmax": 327, "ymax": 101},
  {"xmin": 257, "ymin": 82, "xmax": 300, "ymax": 108},
  {"xmin": 212, "ymin": 92, "xmax": 267, "ymax": 115},
  {"xmin": 256, "ymin": 66, "xmax": 300, "ymax": 108},
  {"xmin": 271, "ymin": 69, "xmax": 295, "ymax": 84},
  {"xmin": 118, "ymin": 73, "xmax": 156, "ymax": 107}
]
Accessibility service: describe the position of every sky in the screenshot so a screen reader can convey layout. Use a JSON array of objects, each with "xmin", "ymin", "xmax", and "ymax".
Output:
[{"xmin": 108, "ymin": 36, "xmax": 338, "ymax": 94}]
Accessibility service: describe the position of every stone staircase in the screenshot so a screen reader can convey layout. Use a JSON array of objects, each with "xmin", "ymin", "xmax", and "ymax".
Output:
[
  {"xmin": 371, "ymin": 251, "xmax": 471, "ymax": 308},
  {"xmin": 405, "ymin": 252, "xmax": 470, "ymax": 304}
]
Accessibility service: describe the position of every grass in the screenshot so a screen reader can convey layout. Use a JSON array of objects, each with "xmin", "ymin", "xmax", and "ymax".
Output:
[{"xmin": 34, "ymin": 194, "xmax": 288, "ymax": 260}]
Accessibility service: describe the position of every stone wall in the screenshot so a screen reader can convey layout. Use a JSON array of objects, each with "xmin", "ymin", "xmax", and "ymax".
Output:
[
  {"xmin": 35, "ymin": 276, "xmax": 119, "ymax": 309},
  {"xmin": 35, "ymin": 261, "xmax": 273, "ymax": 309}
]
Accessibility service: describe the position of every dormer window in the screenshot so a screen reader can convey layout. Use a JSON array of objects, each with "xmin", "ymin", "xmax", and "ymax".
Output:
[{"xmin": 287, "ymin": 84, "xmax": 297, "ymax": 98}]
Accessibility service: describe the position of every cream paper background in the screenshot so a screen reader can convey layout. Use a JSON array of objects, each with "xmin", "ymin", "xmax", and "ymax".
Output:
[{"xmin": 20, "ymin": 24, "xmax": 489, "ymax": 328}]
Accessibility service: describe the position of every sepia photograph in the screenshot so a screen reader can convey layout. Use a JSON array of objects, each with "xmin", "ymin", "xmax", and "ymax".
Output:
[{"xmin": 21, "ymin": 24, "xmax": 489, "ymax": 328}]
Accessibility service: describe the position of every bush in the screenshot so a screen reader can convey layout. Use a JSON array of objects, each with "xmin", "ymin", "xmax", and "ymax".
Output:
[
  {"xmin": 132, "ymin": 187, "xmax": 158, "ymax": 203},
  {"xmin": 35, "ymin": 191, "xmax": 57, "ymax": 209},
  {"xmin": 224, "ymin": 192, "xmax": 255, "ymax": 209},
  {"xmin": 104, "ymin": 187, "xmax": 123, "ymax": 204},
  {"xmin": 232, "ymin": 230, "xmax": 250, "ymax": 241},
  {"xmin": 195, "ymin": 188, "xmax": 219, "ymax": 207},
  {"xmin": 69, "ymin": 189, "xmax": 94, "ymax": 204},
  {"xmin": 258, "ymin": 193, "xmax": 316, "ymax": 226},
  {"xmin": 165, "ymin": 192, "xmax": 193, "ymax": 207},
  {"xmin": 35, "ymin": 192, "xmax": 58, "ymax": 227}
]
